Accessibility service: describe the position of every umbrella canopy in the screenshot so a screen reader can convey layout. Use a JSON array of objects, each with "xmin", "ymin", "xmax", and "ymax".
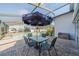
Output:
[{"xmin": 22, "ymin": 11, "xmax": 53, "ymax": 26}]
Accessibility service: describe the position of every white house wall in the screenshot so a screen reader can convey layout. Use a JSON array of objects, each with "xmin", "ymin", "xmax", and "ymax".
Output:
[{"xmin": 54, "ymin": 12, "xmax": 75, "ymax": 40}]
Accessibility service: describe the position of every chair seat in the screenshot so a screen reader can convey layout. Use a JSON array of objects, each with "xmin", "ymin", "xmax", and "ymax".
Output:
[{"xmin": 41, "ymin": 43, "xmax": 51, "ymax": 50}]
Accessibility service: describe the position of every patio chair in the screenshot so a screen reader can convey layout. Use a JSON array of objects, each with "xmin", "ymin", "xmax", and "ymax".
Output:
[
  {"xmin": 27, "ymin": 33, "xmax": 37, "ymax": 47},
  {"xmin": 39, "ymin": 37, "xmax": 58, "ymax": 56},
  {"xmin": 23, "ymin": 36, "xmax": 37, "ymax": 55},
  {"xmin": 27, "ymin": 38, "xmax": 37, "ymax": 47},
  {"xmin": 24, "ymin": 36, "xmax": 28, "ymax": 44},
  {"xmin": 24, "ymin": 36, "xmax": 36, "ymax": 47},
  {"xmin": 27, "ymin": 33, "xmax": 32, "ymax": 38}
]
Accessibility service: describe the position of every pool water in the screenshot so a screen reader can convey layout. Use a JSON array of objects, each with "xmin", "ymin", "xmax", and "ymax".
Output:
[{"xmin": 12, "ymin": 34, "xmax": 25, "ymax": 40}]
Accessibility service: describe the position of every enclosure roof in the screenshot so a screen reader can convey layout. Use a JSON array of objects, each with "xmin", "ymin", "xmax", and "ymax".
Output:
[{"xmin": 0, "ymin": 3, "xmax": 71, "ymax": 25}]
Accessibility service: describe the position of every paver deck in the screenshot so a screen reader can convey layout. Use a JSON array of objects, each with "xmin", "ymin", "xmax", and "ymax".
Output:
[{"xmin": 0, "ymin": 32, "xmax": 79, "ymax": 56}]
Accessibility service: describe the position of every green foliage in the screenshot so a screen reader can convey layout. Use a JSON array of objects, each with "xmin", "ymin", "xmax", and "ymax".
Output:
[
  {"xmin": 24, "ymin": 27, "xmax": 31, "ymax": 32},
  {"xmin": 46, "ymin": 26, "xmax": 55, "ymax": 36}
]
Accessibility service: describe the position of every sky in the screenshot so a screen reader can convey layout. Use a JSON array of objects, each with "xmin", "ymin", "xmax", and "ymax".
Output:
[{"xmin": 0, "ymin": 3, "xmax": 70, "ymax": 21}]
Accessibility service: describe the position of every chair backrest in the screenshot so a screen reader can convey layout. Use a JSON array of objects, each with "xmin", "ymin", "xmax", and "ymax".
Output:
[
  {"xmin": 41, "ymin": 33, "xmax": 46, "ymax": 37},
  {"xmin": 28, "ymin": 33, "xmax": 32, "ymax": 38},
  {"xmin": 24, "ymin": 36, "xmax": 28, "ymax": 44},
  {"xmin": 50, "ymin": 37, "xmax": 57, "ymax": 48}
]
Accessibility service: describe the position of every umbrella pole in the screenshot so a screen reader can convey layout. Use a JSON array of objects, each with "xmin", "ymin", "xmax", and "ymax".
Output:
[
  {"xmin": 37, "ymin": 26, "xmax": 40, "ymax": 40},
  {"xmin": 36, "ymin": 26, "xmax": 39, "ymax": 40}
]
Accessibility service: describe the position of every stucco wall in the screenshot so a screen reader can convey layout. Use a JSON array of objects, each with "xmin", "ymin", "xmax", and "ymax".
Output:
[{"xmin": 54, "ymin": 12, "xmax": 75, "ymax": 40}]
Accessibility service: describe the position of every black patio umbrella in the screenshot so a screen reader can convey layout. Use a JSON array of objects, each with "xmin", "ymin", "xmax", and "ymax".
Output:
[{"xmin": 22, "ymin": 11, "xmax": 53, "ymax": 26}]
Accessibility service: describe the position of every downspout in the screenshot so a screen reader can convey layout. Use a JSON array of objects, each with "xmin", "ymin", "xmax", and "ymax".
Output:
[
  {"xmin": 76, "ymin": 21, "xmax": 78, "ymax": 45},
  {"xmin": 74, "ymin": 21, "xmax": 78, "ymax": 44}
]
